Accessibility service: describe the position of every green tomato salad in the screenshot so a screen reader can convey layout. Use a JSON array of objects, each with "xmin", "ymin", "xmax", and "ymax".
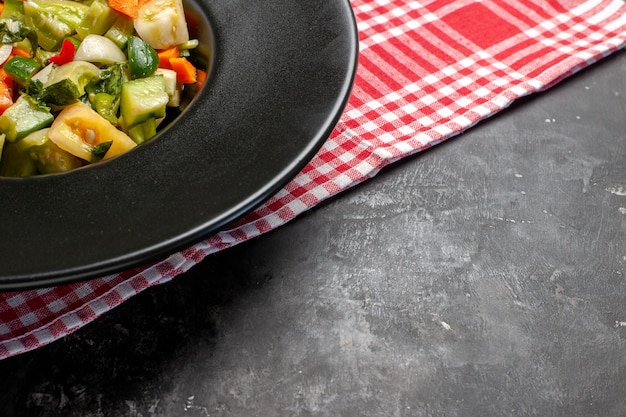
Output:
[{"xmin": 0, "ymin": 0, "xmax": 205, "ymax": 176}]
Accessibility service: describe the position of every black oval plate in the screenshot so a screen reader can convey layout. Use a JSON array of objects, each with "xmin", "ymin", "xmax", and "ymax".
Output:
[{"xmin": 0, "ymin": 0, "xmax": 358, "ymax": 290}]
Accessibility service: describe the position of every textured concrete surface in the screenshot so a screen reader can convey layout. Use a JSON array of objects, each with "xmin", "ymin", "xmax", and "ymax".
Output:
[{"xmin": 0, "ymin": 51, "xmax": 625, "ymax": 417}]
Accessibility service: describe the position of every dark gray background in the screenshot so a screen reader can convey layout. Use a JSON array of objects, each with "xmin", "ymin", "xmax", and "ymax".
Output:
[{"xmin": 0, "ymin": 49, "xmax": 624, "ymax": 416}]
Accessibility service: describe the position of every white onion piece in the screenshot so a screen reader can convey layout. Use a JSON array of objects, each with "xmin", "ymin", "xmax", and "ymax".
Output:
[
  {"xmin": 74, "ymin": 34, "xmax": 126, "ymax": 64},
  {"xmin": 31, "ymin": 63, "xmax": 55, "ymax": 84},
  {"xmin": 0, "ymin": 44, "xmax": 12, "ymax": 66}
]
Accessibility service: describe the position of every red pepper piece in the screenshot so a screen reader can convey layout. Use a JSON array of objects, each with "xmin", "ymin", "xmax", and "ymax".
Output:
[{"xmin": 48, "ymin": 40, "xmax": 76, "ymax": 65}]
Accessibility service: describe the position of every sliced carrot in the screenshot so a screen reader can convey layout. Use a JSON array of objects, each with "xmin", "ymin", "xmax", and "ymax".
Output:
[
  {"xmin": 0, "ymin": 68, "xmax": 14, "ymax": 94},
  {"xmin": 108, "ymin": 0, "xmax": 152, "ymax": 19},
  {"xmin": 169, "ymin": 57, "xmax": 197, "ymax": 84},
  {"xmin": 10, "ymin": 47, "xmax": 32, "ymax": 58},
  {"xmin": 157, "ymin": 46, "xmax": 179, "ymax": 69},
  {"xmin": 196, "ymin": 69, "xmax": 207, "ymax": 89},
  {"xmin": 0, "ymin": 69, "xmax": 17, "ymax": 104},
  {"xmin": 108, "ymin": 0, "xmax": 140, "ymax": 19},
  {"xmin": 0, "ymin": 69, "xmax": 10, "ymax": 84},
  {"xmin": 0, "ymin": 80, "xmax": 14, "ymax": 115}
]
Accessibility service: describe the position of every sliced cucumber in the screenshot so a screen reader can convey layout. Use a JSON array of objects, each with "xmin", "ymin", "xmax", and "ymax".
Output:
[
  {"xmin": 0, "ymin": 96, "xmax": 54, "ymax": 142},
  {"xmin": 3, "ymin": 56, "xmax": 42, "ymax": 85},
  {"xmin": 120, "ymin": 75, "xmax": 169, "ymax": 127},
  {"xmin": 128, "ymin": 117, "xmax": 157, "ymax": 144}
]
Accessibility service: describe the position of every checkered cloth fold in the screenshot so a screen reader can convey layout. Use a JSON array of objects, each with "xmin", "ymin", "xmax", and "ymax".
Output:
[{"xmin": 2, "ymin": 0, "xmax": 626, "ymax": 359}]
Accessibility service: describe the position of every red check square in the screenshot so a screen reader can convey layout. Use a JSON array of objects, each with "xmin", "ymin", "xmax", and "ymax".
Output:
[{"xmin": 442, "ymin": 3, "xmax": 523, "ymax": 50}]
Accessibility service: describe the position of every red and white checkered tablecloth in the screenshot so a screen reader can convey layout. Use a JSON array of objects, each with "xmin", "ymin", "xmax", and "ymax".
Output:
[{"xmin": 2, "ymin": 0, "xmax": 626, "ymax": 359}]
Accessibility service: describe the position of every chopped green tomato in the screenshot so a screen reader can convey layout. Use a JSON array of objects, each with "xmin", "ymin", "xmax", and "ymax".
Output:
[
  {"xmin": 24, "ymin": 4, "xmax": 72, "ymax": 51},
  {"xmin": 133, "ymin": 0, "xmax": 190, "ymax": 49},
  {"xmin": 48, "ymin": 101, "xmax": 136, "ymax": 162},
  {"xmin": 128, "ymin": 117, "xmax": 157, "ymax": 144},
  {"xmin": 91, "ymin": 92, "xmax": 119, "ymax": 124},
  {"xmin": 128, "ymin": 36, "xmax": 158, "ymax": 79},
  {"xmin": 23, "ymin": 0, "xmax": 89, "ymax": 51},
  {"xmin": 0, "ymin": 96, "xmax": 54, "ymax": 142},
  {"xmin": 0, "ymin": 141, "xmax": 38, "ymax": 176},
  {"xmin": 30, "ymin": 0, "xmax": 89, "ymax": 28},
  {"xmin": 3, "ymin": 56, "xmax": 42, "ymax": 85},
  {"xmin": 120, "ymin": 74, "xmax": 168, "ymax": 127},
  {"xmin": 1, "ymin": 0, "xmax": 25, "ymax": 21},
  {"xmin": 15, "ymin": 127, "xmax": 49, "ymax": 151},
  {"xmin": 21, "ymin": 128, "xmax": 83, "ymax": 173},
  {"xmin": 44, "ymin": 61, "xmax": 100, "ymax": 96},
  {"xmin": 104, "ymin": 14, "xmax": 134, "ymax": 49},
  {"xmin": 75, "ymin": 0, "xmax": 118, "ymax": 39},
  {"xmin": 73, "ymin": 34, "xmax": 126, "ymax": 64}
]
